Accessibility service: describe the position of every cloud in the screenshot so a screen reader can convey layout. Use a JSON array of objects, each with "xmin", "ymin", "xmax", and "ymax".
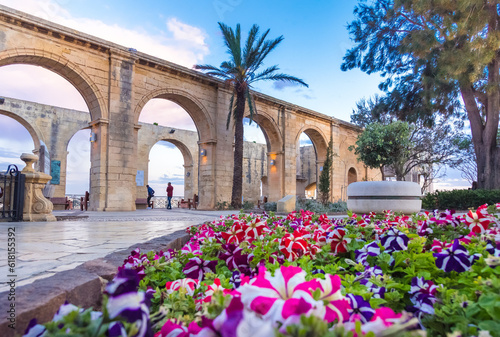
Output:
[
  {"xmin": 272, "ymin": 81, "xmax": 301, "ymax": 91},
  {"xmin": 139, "ymin": 99, "xmax": 197, "ymax": 131},
  {"xmin": 0, "ymin": 0, "xmax": 209, "ymax": 67}
]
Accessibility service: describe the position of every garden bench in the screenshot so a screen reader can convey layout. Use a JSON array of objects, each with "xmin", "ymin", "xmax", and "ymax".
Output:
[
  {"xmin": 135, "ymin": 198, "xmax": 150, "ymax": 209},
  {"xmin": 50, "ymin": 197, "xmax": 72, "ymax": 210},
  {"xmin": 188, "ymin": 194, "xmax": 198, "ymax": 210},
  {"xmin": 178, "ymin": 199, "xmax": 190, "ymax": 208}
]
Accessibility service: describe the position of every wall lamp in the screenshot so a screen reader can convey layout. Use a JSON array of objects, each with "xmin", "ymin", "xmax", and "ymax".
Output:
[
  {"xmin": 0, "ymin": 97, "xmax": 4, "ymax": 104},
  {"xmin": 169, "ymin": 129, "xmax": 175, "ymax": 134},
  {"xmin": 200, "ymin": 149, "xmax": 207, "ymax": 156},
  {"xmin": 90, "ymin": 132, "xmax": 97, "ymax": 142},
  {"xmin": 270, "ymin": 159, "xmax": 276, "ymax": 166}
]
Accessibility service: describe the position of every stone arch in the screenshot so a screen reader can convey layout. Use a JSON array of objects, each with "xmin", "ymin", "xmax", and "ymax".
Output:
[
  {"xmin": 348, "ymin": 167, "xmax": 358, "ymax": 185},
  {"xmin": 147, "ymin": 138, "xmax": 194, "ymax": 169},
  {"xmin": 0, "ymin": 110, "xmax": 42, "ymax": 150},
  {"xmin": 0, "ymin": 49, "xmax": 107, "ymax": 120},
  {"xmin": 244, "ymin": 111, "xmax": 283, "ymax": 153},
  {"xmin": 134, "ymin": 88, "xmax": 215, "ymax": 141},
  {"xmin": 295, "ymin": 125, "xmax": 328, "ymax": 162}
]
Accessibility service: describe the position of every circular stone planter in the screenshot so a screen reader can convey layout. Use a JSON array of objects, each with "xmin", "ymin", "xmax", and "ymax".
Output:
[{"xmin": 347, "ymin": 181, "xmax": 422, "ymax": 214}]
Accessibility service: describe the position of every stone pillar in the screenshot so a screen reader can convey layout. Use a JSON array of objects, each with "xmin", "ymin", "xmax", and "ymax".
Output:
[
  {"xmin": 103, "ymin": 51, "xmax": 138, "ymax": 211},
  {"xmin": 197, "ymin": 140, "xmax": 217, "ymax": 209},
  {"xmin": 267, "ymin": 151, "xmax": 283, "ymax": 202},
  {"xmin": 184, "ymin": 164, "xmax": 194, "ymax": 199},
  {"xmin": 89, "ymin": 118, "xmax": 109, "ymax": 211},
  {"xmin": 20, "ymin": 153, "xmax": 56, "ymax": 222}
]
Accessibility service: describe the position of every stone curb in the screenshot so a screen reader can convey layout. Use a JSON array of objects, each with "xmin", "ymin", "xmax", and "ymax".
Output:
[{"xmin": 0, "ymin": 230, "xmax": 190, "ymax": 337}]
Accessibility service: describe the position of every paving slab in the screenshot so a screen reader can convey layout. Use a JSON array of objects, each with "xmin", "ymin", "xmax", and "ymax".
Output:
[{"xmin": 0, "ymin": 208, "xmax": 237, "ymax": 292}]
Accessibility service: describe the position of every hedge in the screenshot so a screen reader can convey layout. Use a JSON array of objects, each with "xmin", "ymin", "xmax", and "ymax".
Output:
[{"xmin": 422, "ymin": 189, "xmax": 500, "ymax": 210}]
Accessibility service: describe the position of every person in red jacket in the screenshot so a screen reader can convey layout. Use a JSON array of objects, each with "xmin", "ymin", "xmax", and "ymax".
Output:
[{"xmin": 166, "ymin": 182, "xmax": 173, "ymax": 209}]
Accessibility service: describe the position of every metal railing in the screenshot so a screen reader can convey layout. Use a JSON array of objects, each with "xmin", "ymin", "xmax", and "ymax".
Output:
[{"xmin": 1, "ymin": 165, "xmax": 25, "ymax": 222}]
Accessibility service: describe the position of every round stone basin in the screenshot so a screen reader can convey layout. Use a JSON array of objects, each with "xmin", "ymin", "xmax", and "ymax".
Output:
[{"xmin": 347, "ymin": 181, "xmax": 422, "ymax": 214}]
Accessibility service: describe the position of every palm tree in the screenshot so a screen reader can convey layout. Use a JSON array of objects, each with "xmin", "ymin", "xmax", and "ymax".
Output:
[{"xmin": 195, "ymin": 23, "xmax": 308, "ymax": 209}]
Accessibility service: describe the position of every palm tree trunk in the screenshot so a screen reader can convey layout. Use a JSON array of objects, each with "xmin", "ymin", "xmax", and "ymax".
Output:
[{"xmin": 231, "ymin": 90, "xmax": 246, "ymax": 209}]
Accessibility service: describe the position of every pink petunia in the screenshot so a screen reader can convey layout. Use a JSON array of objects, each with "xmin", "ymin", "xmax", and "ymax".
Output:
[{"xmin": 165, "ymin": 278, "xmax": 199, "ymax": 297}]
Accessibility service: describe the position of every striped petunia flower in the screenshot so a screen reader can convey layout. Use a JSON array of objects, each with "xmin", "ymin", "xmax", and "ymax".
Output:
[
  {"xmin": 182, "ymin": 257, "xmax": 217, "ymax": 281},
  {"xmin": 218, "ymin": 243, "xmax": 250, "ymax": 271},
  {"xmin": 165, "ymin": 278, "xmax": 199, "ymax": 296},
  {"xmin": 380, "ymin": 228, "xmax": 409, "ymax": 253},
  {"xmin": 433, "ymin": 239, "xmax": 471, "ymax": 273},
  {"xmin": 346, "ymin": 294, "xmax": 375, "ymax": 323}
]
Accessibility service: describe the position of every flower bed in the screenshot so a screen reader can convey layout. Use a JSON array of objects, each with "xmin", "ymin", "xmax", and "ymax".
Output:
[{"xmin": 24, "ymin": 203, "xmax": 500, "ymax": 337}]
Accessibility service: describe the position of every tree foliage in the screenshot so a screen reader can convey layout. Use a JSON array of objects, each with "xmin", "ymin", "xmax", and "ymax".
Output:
[
  {"xmin": 350, "ymin": 121, "xmax": 412, "ymax": 180},
  {"xmin": 343, "ymin": 0, "xmax": 500, "ymax": 189},
  {"xmin": 319, "ymin": 138, "xmax": 333, "ymax": 205},
  {"xmin": 351, "ymin": 120, "xmax": 462, "ymax": 186},
  {"xmin": 195, "ymin": 23, "xmax": 307, "ymax": 208}
]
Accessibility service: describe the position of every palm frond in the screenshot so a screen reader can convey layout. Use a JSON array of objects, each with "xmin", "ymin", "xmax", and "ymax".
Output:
[
  {"xmin": 255, "ymin": 73, "xmax": 308, "ymax": 87},
  {"xmin": 218, "ymin": 22, "xmax": 242, "ymax": 67},
  {"xmin": 243, "ymin": 25, "xmax": 260, "ymax": 67},
  {"xmin": 246, "ymin": 29, "xmax": 271, "ymax": 70},
  {"xmin": 250, "ymin": 36, "xmax": 283, "ymax": 73},
  {"xmin": 250, "ymin": 65, "xmax": 280, "ymax": 83}
]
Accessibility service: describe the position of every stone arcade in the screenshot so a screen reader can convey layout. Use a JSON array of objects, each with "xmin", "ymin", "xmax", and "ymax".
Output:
[{"xmin": 0, "ymin": 5, "xmax": 379, "ymax": 210}]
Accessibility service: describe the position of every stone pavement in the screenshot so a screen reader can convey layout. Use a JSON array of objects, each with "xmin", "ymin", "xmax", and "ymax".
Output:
[{"xmin": 0, "ymin": 208, "xmax": 237, "ymax": 292}]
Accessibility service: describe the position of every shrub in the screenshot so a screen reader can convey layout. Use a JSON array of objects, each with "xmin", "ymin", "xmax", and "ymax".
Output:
[
  {"xmin": 264, "ymin": 201, "xmax": 277, "ymax": 212},
  {"xmin": 296, "ymin": 199, "xmax": 347, "ymax": 213},
  {"xmin": 422, "ymin": 189, "xmax": 500, "ymax": 210},
  {"xmin": 242, "ymin": 201, "xmax": 254, "ymax": 210}
]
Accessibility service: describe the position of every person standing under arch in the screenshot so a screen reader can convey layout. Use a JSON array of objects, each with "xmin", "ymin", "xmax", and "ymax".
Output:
[
  {"xmin": 166, "ymin": 182, "xmax": 173, "ymax": 209},
  {"xmin": 146, "ymin": 185, "xmax": 155, "ymax": 209}
]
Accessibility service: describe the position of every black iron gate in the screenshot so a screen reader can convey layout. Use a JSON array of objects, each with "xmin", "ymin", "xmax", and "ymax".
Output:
[{"xmin": 1, "ymin": 165, "xmax": 25, "ymax": 222}]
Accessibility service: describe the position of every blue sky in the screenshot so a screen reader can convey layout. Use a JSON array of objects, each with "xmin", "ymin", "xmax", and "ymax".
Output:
[{"xmin": 0, "ymin": 0, "xmax": 470, "ymax": 195}]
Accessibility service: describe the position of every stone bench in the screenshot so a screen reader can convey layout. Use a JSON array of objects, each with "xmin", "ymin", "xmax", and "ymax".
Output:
[{"xmin": 347, "ymin": 181, "xmax": 422, "ymax": 214}]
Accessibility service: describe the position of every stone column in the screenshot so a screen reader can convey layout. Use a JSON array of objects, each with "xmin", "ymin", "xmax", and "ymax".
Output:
[
  {"xmin": 197, "ymin": 140, "xmax": 217, "ymax": 209},
  {"xmin": 267, "ymin": 151, "xmax": 283, "ymax": 202},
  {"xmin": 183, "ymin": 164, "xmax": 194, "ymax": 199},
  {"xmin": 89, "ymin": 118, "xmax": 109, "ymax": 211},
  {"xmin": 103, "ymin": 51, "xmax": 138, "ymax": 211},
  {"xmin": 20, "ymin": 153, "xmax": 56, "ymax": 222}
]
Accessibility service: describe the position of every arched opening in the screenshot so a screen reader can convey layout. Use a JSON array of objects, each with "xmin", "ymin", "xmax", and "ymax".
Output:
[
  {"xmin": 295, "ymin": 127, "xmax": 328, "ymax": 201},
  {"xmin": 147, "ymin": 140, "xmax": 193, "ymax": 208},
  {"xmin": 0, "ymin": 114, "xmax": 35, "ymax": 168},
  {"xmin": 296, "ymin": 133, "xmax": 315, "ymax": 200},
  {"xmin": 242, "ymin": 117, "xmax": 274, "ymax": 205},
  {"xmin": 66, "ymin": 130, "xmax": 91, "ymax": 198},
  {"xmin": 348, "ymin": 167, "xmax": 358, "ymax": 185},
  {"xmin": 138, "ymin": 98, "xmax": 199, "ymax": 207},
  {"xmin": 0, "ymin": 63, "xmax": 93, "ymax": 203}
]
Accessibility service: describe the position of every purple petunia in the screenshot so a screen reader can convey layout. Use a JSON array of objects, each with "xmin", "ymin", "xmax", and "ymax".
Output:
[
  {"xmin": 105, "ymin": 269, "xmax": 153, "ymax": 337},
  {"xmin": 380, "ymin": 228, "xmax": 409, "ymax": 253},
  {"xmin": 183, "ymin": 257, "xmax": 218, "ymax": 281},
  {"xmin": 346, "ymin": 294, "xmax": 375, "ymax": 323},
  {"xmin": 355, "ymin": 241, "xmax": 381, "ymax": 265},
  {"xmin": 408, "ymin": 277, "xmax": 438, "ymax": 315},
  {"xmin": 218, "ymin": 243, "xmax": 250, "ymax": 271},
  {"xmin": 433, "ymin": 239, "xmax": 471, "ymax": 273}
]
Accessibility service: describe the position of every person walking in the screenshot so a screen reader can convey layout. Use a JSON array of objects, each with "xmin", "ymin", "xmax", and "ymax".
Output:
[
  {"xmin": 166, "ymin": 182, "xmax": 173, "ymax": 209},
  {"xmin": 146, "ymin": 184, "xmax": 155, "ymax": 209}
]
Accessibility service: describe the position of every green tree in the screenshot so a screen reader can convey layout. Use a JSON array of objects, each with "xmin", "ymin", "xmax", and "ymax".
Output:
[
  {"xmin": 350, "ymin": 121, "xmax": 412, "ymax": 180},
  {"xmin": 195, "ymin": 23, "xmax": 308, "ymax": 208},
  {"xmin": 342, "ymin": 0, "xmax": 500, "ymax": 189},
  {"xmin": 318, "ymin": 138, "xmax": 333, "ymax": 204}
]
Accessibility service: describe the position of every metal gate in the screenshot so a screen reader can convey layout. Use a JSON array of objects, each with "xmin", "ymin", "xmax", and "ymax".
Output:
[{"xmin": 1, "ymin": 165, "xmax": 25, "ymax": 222}]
